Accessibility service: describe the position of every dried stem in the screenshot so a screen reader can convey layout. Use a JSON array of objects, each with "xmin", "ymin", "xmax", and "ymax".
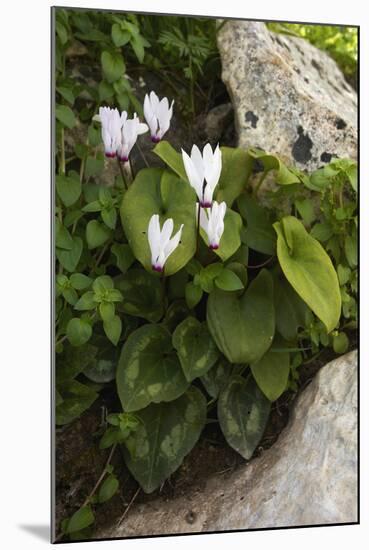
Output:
[{"xmin": 117, "ymin": 486, "xmax": 140, "ymax": 527}]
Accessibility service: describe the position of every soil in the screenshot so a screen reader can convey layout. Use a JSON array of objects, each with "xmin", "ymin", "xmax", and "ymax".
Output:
[{"xmin": 54, "ymin": 333, "xmax": 357, "ymax": 540}]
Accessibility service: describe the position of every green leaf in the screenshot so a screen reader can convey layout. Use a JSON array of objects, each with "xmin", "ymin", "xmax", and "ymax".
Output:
[
  {"xmin": 98, "ymin": 475, "xmax": 119, "ymax": 503},
  {"xmin": 85, "ymin": 156, "xmax": 104, "ymax": 178},
  {"xmin": 57, "ymin": 86, "xmax": 75, "ymax": 105},
  {"xmin": 247, "ymin": 148, "xmax": 300, "ymax": 185},
  {"xmin": 55, "ymin": 104, "xmax": 76, "ymax": 129},
  {"xmin": 103, "ymin": 315, "xmax": 122, "ymax": 346},
  {"xmin": 172, "ymin": 317, "xmax": 219, "ymax": 382},
  {"xmin": 99, "ymin": 301, "xmax": 115, "ymax": 322},
  {"xmin": 82, "ymin": 200, "xmax": 103, "ymax": 213},
  {"xmin": 117, "ymin": 324, "xmax": 189, "ymax": 412},
  {"xmin": 215, "ymin": 268, "xmax": 244, "ymax": 291},
  {"xmin": 251, "ymin": 346, "xmax": 290, "ymax": 401},
  {"xmin": 237, "ymin": 194, "xmax": 276, "ymax": 255},
  {"xmin": 74, "ymin": 291, "xmax": 97, "ymax": 311},
  {"xmin": 273, "ymin": 271, "xmax": 309, "ymax": 341},
  {"xmin": 218, "ymin": 376, "xmax": 271, "ymax": 459},
  {"xmin": 56, "ymin": 173, "xmax": 81, "ymax": 207},
  {"xmin": 101, "ymin": 50, "xmax": 125, "ymax": 83},
  {"xmin": 86, "ymin": 220, "xmax": 111, "ymax": 249},
  {"xmin": 332, "ymin": 331, "xmax": 349, "ymax": 354},
  {"xmin": 84, "ymin": 337, "xmax": 119, "ymax": 383},
  {"xmin": 344, "ymin": 233, "xmax": 357, "ymax": 268},
  {"xmin": 93, "ymin": 275, "xmax": 114, "ymax": 292},
  {"xmin": 274, "ymin": 216, "xmax": 341, "ymax": 332},
  {"xmin": 111, "ymin": 24, "xmax": 131, "ymax": 47},
  {"xmin": 121, "ymin": 169, "xmax": 196, "ymax": 276},
  {"xmin": 295, "ymin": 198, "xmax": 315, "ymax": 226},
  {"xmin": 215, "ymin": 147, "xmax": 253, "ymax": 206},
  {"xmin": 162, "ymin": 300, "xmax": 189, "ymax": 332},
  {"xmin": 207, "ymin": 269, "xmax": 275, "ymax": 364},
  {"xmin": 153, "ymin": 141, "xmax": 187, "ymax": 181},
  {"xmin": 56, "ymin": 236, "xmax": 83, "ymax": 272},
  {"xmin": 62, "ymin": 287, "xmax": 78, "ymax": 306},
  {"xmin": 123, "ymin": 387, "xmax": 206, "ymax": 493},
  {"xmin": 98, "ymin": 80, "xmax": 115, "ymax": 101},
  {"xmin": 88, "ymin": 124, "xmax": 102, "ymax": 147},
  {"xmin": 185, "ymin": 281, "xmax": 203, "ymax": 309},
  {"xmin": 66, "ymin": 318, "xmax": 92, "ymax": 346},
  {"xmin": 66, "ymin": 506, "xmax": 94, "ymax": 534},
  {"xmin": 337, "ymin": 264, "xmax": 351, "ymax": 286},
  {"xmin": 310, "ymin": 222, "xmax": 333, "ymax": 242},
  {"xmin": 55, "ymin": 219, "xmax": 74, "ymax": 250},
  {"xmin": 200, "ymin": 357, "xmax": 232, "ymax": 399},
  {"xmin": 70, "ymin": 273, "xmax": 92, "ymax": 290},
  {"xmin": 101, "ymin": 206, "xmax": 117, "ymax": 230},
  {"xmin": 131, "ymin": 34, "xmax": 146, "ymax": 63},
  {"xmin": 56, "ymin": 379, "xmax": 98, "ymax": 425},
  {"xmin": 111, "ymin": 243, "xmax": 135, "ymax": 273},
  {"xmin": 115, "ymin": 269, "xmax": 163, "ymax": 322}
]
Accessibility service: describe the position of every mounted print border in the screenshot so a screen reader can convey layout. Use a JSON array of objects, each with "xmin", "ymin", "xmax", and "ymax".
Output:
[{"xmin": 51, "ymin": 5, "xmax": 359, "ymax": 543}]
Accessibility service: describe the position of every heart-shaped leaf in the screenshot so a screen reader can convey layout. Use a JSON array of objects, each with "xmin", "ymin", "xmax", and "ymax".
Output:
[
  {"xmin": 123, "ymin": 386, "xmax": 206, "ymax": 493},
  {"xmin": 56, "ymin": 173, "xmax": 82, "ymax": 207},
  {"xmin": 207, "ymin": 269, "xmax": 275, "ymax": 364},
  {"xmin": 56, "ymin": 236, "xmax": 83, "ymax": 272},
  {"xmin": 251, "ymin": 346, "xmax": 290, "ymax": 402},
  {"xmin": 115, "ymin": 269, "xmax": 163, "ymax": 322},
  {"xmin": 247, "ymin": 148, "xmax": 300, "ymax": 185},
  {"xmin": 201, "ymin": 357, "xmax": 232, "ymax": 398},
  {"xmin": 218, "ymin": 375, "xmax": 271, "ymax": 459},
  {"xmin": 86, "ymin": 220, "xmax": 111, "ymax": 249},
  {"xmin": 172, "ymin": 317, "xmax": 219, "ymax": 382},
  {"xmin": 117, "ymin": 324, "xmax": 189, "ymax": 412},
  {"xmin": 120, "ymin": 169, "xmax": 196, "ymax": 276},
  {"xmin": 101, "ymin": 50, "xmax": 126, "ymax": 83},
  {"xmin": 274, "ymin": 216, "xmax": 341, "ymax": 332}
]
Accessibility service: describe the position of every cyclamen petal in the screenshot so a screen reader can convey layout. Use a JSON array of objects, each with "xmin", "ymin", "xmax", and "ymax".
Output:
[
  {"xmin": 118, "ymin": 113, "xmax": 148, "ymax": 162},
  {"xmin": 182, "ymin": 143, "xmax": 222, "ymax": 207},
  {"xmin": 99, "ymin": 106, "xmax": 122, "ymax": 158},
  {"xmin": 147, "ymin": 214, "xmax": 183, "ymax": 272},
  {"xmin": 200, "ymin": 201, "xmax": 227, "ymax": 249},
  {"xmin": 143, "ymin": 91, "xmax": 174, "ymax": 142}
]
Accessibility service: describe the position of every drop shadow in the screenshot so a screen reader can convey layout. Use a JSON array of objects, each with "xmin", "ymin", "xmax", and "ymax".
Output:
[{"xmin": 18, "ymin": 524, "xmax": 50, "ymax": 543}]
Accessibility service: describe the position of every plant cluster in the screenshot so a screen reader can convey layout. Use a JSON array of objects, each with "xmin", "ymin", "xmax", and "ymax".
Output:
[{"xmin": 55, "ymin": 88, "xmax": 357, "ymax": 538}]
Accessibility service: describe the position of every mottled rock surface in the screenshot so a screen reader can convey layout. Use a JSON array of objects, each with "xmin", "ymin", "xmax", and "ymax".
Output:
[
  {"xmin": 217, "ymin": 21, "xmax": 357, "ymax": 171},
  {"xmin": 97, "ymin": 350, "xmax": 358, "ymax": 537}
]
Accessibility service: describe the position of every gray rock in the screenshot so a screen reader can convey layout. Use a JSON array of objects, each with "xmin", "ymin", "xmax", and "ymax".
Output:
[
  {"xmin": 217, "ymin": 21, "xmax": 357, "ymax": 172},
  {"xmin": 97, "ymin": 350, "xmax": 358, "ymax": 537}
]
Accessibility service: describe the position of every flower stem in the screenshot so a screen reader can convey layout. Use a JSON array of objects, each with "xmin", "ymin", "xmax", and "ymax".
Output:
[
  {"xmin": 161, "ymin": 273, "xmax": 167, "ymax": 315},
  {"xmin": 196, "ymin": 203, "xmax": 201, "ymax": 254},
  {"xmin": 60, "ymin": 127, "xmax": 65, "ymax": 175},
  {"xmin": 254, "ymin": 170, "xmax": 268, "ymax": 197},
  {"xmin": 117, "ymin": 157, "xmax": 128, "ymax": 190}
]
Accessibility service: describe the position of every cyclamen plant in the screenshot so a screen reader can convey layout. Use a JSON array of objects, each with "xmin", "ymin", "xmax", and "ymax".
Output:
[{"xmin": 56, "ymin": 86, "xmax": 357, "ymax": 537}]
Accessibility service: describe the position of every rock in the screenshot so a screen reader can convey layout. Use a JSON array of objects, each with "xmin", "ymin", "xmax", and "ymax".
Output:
[
  {"xmin": 97, "ymin": 350, "xmax": 357, "ymax": 537},
  {"xmin": 217, "ymin": 21, "xmax": 357, "ymax": 172},
  {"xmin": 194, "ymin": 103, "xmax": 234, "ymax": 145}
]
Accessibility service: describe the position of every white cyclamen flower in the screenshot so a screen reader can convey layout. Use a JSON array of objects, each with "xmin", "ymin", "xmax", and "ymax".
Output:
[
  {"xmin": 118, "ymin": 113, "xmax": 148, "ymax": 162},
  {"xmin": 98, "ymin": 106, "xmax": 122, "ymax": 158},
  {"xmin": 181, "ymin": 143, "xmax": 222, "ymax": 207},
  {"xmin": 148, "ymin": 214, "xmax": 183, "ymax": 272},
  {"xmin": 144, "ymin": 91, "xmax": 174, "ymax": 143},
  {"xmin": 199, "ymin": 201, "xmax": 227, "ymax": 250}
]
